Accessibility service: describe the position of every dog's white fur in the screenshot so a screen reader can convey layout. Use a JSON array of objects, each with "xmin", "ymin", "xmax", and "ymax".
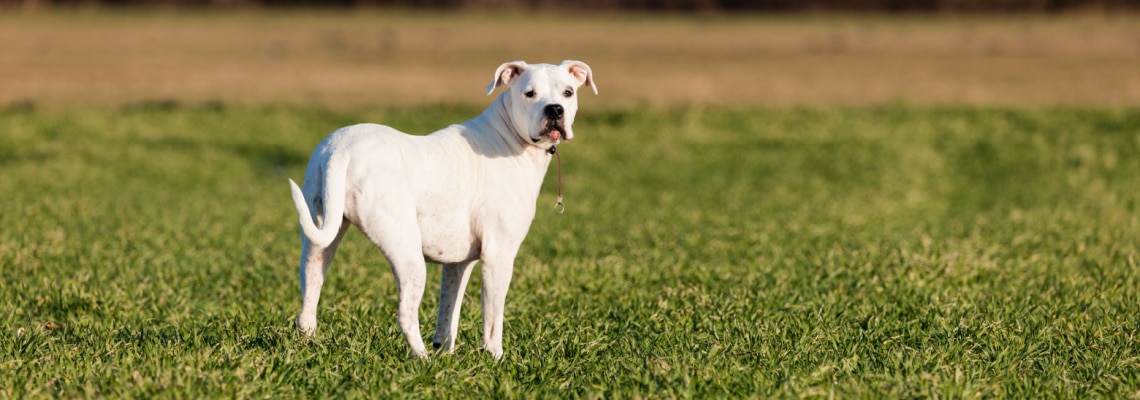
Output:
[{"xmin": 288, "ymin": 60, "xmax": 596, "ymax": 359}]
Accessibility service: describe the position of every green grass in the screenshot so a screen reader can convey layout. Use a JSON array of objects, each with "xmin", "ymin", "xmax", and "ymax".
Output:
[{"xmin": 1, "ymin": 103, "xmax": 1138, "ymax": 397}]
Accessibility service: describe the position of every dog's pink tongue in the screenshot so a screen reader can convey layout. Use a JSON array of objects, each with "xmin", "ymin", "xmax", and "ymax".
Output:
[{"xmin": 550, "ymin": 131, "xmax": 561, "ymax": 140}]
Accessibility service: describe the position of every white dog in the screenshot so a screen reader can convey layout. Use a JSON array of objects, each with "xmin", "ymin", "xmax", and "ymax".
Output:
[{"xmin": 288, "ymin": 60, "xmax": 596, "ymax": 359}]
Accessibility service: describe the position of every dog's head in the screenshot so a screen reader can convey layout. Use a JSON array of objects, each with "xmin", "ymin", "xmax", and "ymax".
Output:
[{"xmin": 486, "ymin": 60, "xmax": 597, "ymax": 145}]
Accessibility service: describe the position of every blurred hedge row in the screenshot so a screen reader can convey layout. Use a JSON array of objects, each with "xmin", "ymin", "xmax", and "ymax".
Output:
[{"xmin": 7, "ymin": 0, "xmax": 1139, "ymax": 11}]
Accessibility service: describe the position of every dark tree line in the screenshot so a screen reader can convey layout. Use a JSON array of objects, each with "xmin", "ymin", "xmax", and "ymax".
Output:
[{"xmin": 6, "ymin": 0, "xmax": 1139, "ymax": 11}]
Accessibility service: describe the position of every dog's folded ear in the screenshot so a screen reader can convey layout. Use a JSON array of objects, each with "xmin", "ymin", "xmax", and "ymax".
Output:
[
  {"xmin": 487, "ymin": 61, "xmax": 529, "ymax": 96},
  {"xmin": 560, "ymin": 60, "xmax": 597, "ymax": 95}
]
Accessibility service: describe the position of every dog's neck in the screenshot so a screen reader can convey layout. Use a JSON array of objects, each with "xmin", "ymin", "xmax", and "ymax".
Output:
[{"xmin": 480, "ymin": 93, "xmax": 559, "ymax": 157}]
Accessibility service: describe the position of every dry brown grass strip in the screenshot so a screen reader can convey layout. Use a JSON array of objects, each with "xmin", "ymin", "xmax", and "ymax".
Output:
[{"xmin": 2, "ymin": 11, "xmax": 1139, "ymax": 109}]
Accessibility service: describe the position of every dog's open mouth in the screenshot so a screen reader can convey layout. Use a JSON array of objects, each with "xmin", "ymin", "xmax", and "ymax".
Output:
[{"xmin": 540, "ymin": 121, "xmax": 566, "ymax": 141}]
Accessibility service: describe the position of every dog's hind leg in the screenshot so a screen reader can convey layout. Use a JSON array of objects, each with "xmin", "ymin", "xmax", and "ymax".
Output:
[
  {"xmin": 296, "ymin": 223, "xmax": 349, "ymax": 336},
  {"xmin": 359, "ymin": 213, "xmax": 431, "ymax": 359},
  {"xmin": 433, "ymin": 260, "xmax": 477, "ymax": 353},
  {"xmin": 384, "ymin": 251, "xmax": 430, "ymax": 359}
]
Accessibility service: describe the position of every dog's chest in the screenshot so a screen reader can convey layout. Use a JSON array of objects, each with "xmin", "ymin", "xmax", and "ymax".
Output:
[
  {"xmin": 417, "ymin": 208, "xmax": 481, "ymax": 264},
  {"xmin": 415, "ymin": 197, "xmax": 532, "ymax": 264}
]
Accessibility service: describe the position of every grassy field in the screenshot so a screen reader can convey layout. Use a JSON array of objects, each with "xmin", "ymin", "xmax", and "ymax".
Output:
[
  {"xmin": 2, "ymin": 8, "xmax": 1140, "ymax": 398},
  {"xmin": 1, "ymin": 102, "xmax": 1138, "ymax": 397}
]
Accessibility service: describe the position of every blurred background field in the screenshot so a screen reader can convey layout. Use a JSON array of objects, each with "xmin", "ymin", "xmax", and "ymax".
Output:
[{"xmin": 2, "ymin": 10, "xmax": 1140, "ymax": 109}]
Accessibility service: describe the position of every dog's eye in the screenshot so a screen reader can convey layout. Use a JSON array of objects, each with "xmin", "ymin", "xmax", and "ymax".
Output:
[
  {"xmin": 525, "ymin": 90, "xmax": 536, "ymax": 98},
  {"xmin": 563, "ymin": 89, "xmax": 574, "ymax": 98}
]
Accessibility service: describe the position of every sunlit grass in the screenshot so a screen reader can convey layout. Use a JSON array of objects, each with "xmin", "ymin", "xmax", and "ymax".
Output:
[{"xmin": 1, "ymin": 103, "xmax": 1138, "ymax": 397}]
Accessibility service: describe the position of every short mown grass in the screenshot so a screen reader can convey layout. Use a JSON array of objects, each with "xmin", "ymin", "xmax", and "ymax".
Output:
[{"xmin": 1, "ymin": 103, "xmax": 1138, "ymax": 397}]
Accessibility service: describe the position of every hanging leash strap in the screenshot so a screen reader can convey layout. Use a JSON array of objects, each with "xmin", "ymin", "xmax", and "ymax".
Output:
[{"xmin": 549, "ymin": 145, "xmax": 564, "ymax": 214}]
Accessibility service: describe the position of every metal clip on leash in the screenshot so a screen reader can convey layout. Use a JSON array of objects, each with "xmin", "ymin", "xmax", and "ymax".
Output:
[{"xmin": 550, "ymin": 145, "xmax": 565, "ymax": 214}]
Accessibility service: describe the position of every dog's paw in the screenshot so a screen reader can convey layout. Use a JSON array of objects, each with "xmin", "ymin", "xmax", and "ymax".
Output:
[
  {"xmin": 296, "ymin": 316, "xmax": 318, "ymax": 336},
  {"xmin": 485, "ymin": 346, "xmax": 504, "ymax": 360},
  {"xmin": 409, "ymin": 349, "xmax": 430, "ymax": 360},
  {"xmin": 433, "ymin": 339, "xmax": 461, "ymax": 353}
]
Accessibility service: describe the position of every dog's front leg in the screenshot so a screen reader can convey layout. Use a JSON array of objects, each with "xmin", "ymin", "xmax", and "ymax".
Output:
[
  {"xmin": 434, "ymin": 260, "xmax": 477, "ymax": 353},
  {"xmin": 480, "ymin": 253, "xmax": 516, "ymax": 360}
]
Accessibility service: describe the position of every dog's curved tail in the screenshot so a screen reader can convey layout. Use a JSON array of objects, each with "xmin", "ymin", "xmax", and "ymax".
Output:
[{"xmin": 289, "ymin": 155, "xmax": 350, "ymax": 248}]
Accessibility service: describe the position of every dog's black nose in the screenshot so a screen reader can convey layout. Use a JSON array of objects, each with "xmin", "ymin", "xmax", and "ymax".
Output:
[{"xmin": 544, "ymin": 104, "xmax": 564, "ymax": 119}]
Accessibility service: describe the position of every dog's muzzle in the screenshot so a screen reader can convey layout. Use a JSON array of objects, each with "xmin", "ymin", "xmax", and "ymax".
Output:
[{"xmin": 540, "ymin": 104, "xmax": 567, "ymax": 141}]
